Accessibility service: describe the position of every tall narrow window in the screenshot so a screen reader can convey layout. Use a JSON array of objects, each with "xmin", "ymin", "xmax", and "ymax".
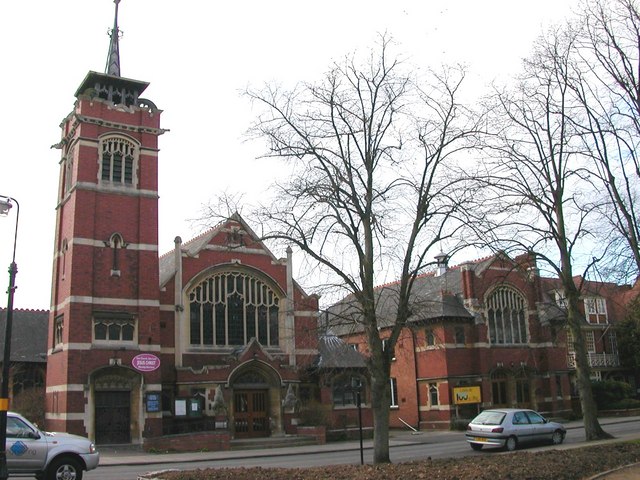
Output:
[
  {"xmin": 382, "ymin": 338, "xmax": 396, "ymax": 360},
  {"xmin": 566, "ymin": 328, "xmax": 575, "ymax": 352},
  {"xmin": 54, "ymin": 315, "xmax": 64, "ymax": 347},
  {"xmin": 555, "ymin": 375, "xmax": 563, "ymax": 399},
  {"xmin": 515, "ymin": 377, "xmax": 530, "ymax": 405},
  {"xmin": 426, "ymin": 329, "xmax": 436, "ymax": 346},
  {"xmin": 429, "ymin": 383, "xmax": 439, "ymax": 407},
  {"xmin": 112, "ymin": 234, "xmax": 121, "ymax": 271},
  {"xmin": 64, "ymin": 155, "xmax": 74, "ymax": 194},
  {"xmin": 555, "ymin": 290, "xmax": 567, "ymax": 308},
  {"xmin": 106, "ymin": 233, "xmax": 126, "ymax": 277},
  {"xmin": 606, "ymin": 331, "xmax": 618, "ymax": 355},
  {"xmin": 389, "ymin": 378, "xmax": 398, "ymax": 408},
  {"xmin": 454, "ymin": 326, "xmax": 465, "ymax": 345},
  {"xmin": 585, "ymin": 331, "xmax": 596, "ymax": 352},
  {"xmin": 486, "ymin": 286, "xmax": 528, "ymax": 344},
  {"xmin": 60, "ymin": 239, "xmax": 69, "ymax": 279},
  {"xmin": 100, "ymin": 136, "xmax": 138, "ymax": 186},
  {"xmin": 491, "ymin": 371, "xmax": 508, "ymax": 406}
]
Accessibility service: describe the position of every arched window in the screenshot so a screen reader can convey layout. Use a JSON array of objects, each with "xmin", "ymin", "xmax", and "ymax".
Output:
[
  {"xmin": 93, "ymin": 312, "xmax": 137, "ymax": 343},
  {"xmin": 60, "ymin": 238, "xmax": 69, "ymax": 279},
  {"xmin": 188, "ymin": 271, "xmax": 280, "ymax": 347},
  {"xmin": 64, "ymin": 154, "xmax": 74, "ymax": 194},
  {"xmin": 486, "ymin": 286, "xmax": 528, "ymax": 344},
  {"xmin": 99, "ymin": 136, "xmax": 138, "ymax": 186},
  {"xmin": 106, "ymin": 233, "xmax": 126, "ymax": 276}
]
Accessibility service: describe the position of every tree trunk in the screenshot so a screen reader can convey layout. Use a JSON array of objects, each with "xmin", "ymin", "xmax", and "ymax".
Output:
[
  {"xmin": 566, "ymin": 289, "xmax": 613, "ymax": 441},
  {"xmin": 370, "ymin": 371, "xmax": 391, "ymax": 464}
]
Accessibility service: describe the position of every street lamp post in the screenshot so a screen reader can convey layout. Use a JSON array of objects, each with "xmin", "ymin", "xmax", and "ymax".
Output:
[
  {"xmin": 0, "ymin": 196, "xmax": 19, "ymax": 480},
  {"xmin": 351, "ymin": 377, "xmax": 364, "ymax": 465}
]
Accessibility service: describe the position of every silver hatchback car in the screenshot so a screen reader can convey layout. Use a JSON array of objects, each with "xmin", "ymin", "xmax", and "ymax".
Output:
[{"xmin": 465, "ymin": 408, "xmax": 566, "ymax": 451}]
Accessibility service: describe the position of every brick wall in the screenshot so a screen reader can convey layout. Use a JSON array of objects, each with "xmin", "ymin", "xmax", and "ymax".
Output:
[{"xmin": 143, "ymin": 431, "xmax": 231, "ymax": 452}]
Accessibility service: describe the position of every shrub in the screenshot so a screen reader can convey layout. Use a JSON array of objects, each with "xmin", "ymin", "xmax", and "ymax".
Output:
[
  {"xmin": 608, "ymin": 398, "xmax": 640, "ymax": 410},
  {"xmin": 297, "ymin": 400, "xmax": 329, "ymax": 427},
  {"xmin": 12, "ymin": 387, "xmax": 45, "ymax": 427},
  {"xmin": 450, "ymin": 418, "xmax": 470, "ymax": 431},
  {"xmin": 591, "ymin": 380, "xmax": 634, "ymax": 410}
]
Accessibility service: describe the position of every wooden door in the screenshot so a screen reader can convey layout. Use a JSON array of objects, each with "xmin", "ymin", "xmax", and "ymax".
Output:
[
  {"xmin": 95, "ymin": 391, "xmax": 131, "ymax": 444},
  {"xmin": 233, "ymin": 390, "xmax": 269, "ymax": 438}
]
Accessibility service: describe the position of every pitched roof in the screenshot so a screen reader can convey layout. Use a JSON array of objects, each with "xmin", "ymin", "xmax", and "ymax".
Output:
[
  {"xmin": 0, "ymin": 309, "xmax": 48, "ymax": 363},
  {"xmin": 159, "ymin": 212, "xmax": 278, "ymax": 288},
  {"xmin": 315, "ymin": 332, "xmax": 367, "ymax": 369},
  {"xmin": 327, "ymin": 265, "xmax": 473, "ymax": 336}
]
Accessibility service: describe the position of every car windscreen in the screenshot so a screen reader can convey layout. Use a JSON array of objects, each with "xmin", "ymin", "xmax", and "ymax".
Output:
[{"xmin": 472, "ymin": 410, "xmax": 506, "ymax": 426}]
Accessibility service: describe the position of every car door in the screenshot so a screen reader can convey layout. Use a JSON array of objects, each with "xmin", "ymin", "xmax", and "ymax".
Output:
[
  {"xmin": 5, "ymin": 415, "xmax": 48, "ymax": 473},
  {"xmin": 511, "ymin": 410, "xmax": 536, "ymax": 445},
  {"xmin": 525, "ymin": 410, "xmax": 552, "ymax": 442}
]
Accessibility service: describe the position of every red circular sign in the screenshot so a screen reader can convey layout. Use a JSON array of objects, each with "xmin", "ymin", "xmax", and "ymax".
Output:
[{"xmin": 132, "ymin": 353, "xmax": 160, "ymax": 372}]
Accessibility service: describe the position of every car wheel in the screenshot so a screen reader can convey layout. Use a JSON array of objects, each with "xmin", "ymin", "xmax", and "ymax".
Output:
[
  {"xmin": 470, "ymin": 443, "xmax": 483, "ymax": 451},
  {"xmin": 46, "ymin": 456, "xmax": 83, "ymax": 480},
  {"xmin": 505, "ymin": 436, "xmax": 518, "ymax": 452},
  {"xmin": 551, "ymin": 430, "xmax": 564, "ymax": 445}
]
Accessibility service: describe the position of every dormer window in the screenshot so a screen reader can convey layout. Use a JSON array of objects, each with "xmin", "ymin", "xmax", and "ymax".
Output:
[
  {"xmin": 554, "ymin": 290, "xmax": 567, "ymax": 308},
  {"xmin": 99, "ymin": 136, "xmax": 138, "ymax": 186},
  {"xmin": 584, "ymin": 296, "xmax": 608, "ymax": 324}
]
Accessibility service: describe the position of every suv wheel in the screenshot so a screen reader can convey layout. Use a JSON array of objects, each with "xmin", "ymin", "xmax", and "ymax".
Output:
[{"xmin": 46, "ymin": 456, "xmax": 83, "ymax": 480}]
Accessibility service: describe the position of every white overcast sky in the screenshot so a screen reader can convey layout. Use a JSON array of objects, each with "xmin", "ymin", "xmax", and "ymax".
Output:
[{"xmin": 1, "ymin": 0, "xmax": 579, "ymax": 310}]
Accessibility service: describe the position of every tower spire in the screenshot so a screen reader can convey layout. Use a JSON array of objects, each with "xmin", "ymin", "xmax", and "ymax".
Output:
[{"xmin": 105, "ymin": 0, "xmax": 122, "ymax": 77}]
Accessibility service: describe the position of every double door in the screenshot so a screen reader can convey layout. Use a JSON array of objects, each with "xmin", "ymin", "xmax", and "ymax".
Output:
[{"xmin": 233, "ymin": 390, "xmax": 269, "ymax": 438}]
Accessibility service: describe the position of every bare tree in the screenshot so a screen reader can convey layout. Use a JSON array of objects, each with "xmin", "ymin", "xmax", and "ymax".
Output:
[
  {"xmin": 482, "ymin": 29, "xmax": 612, "ymax": 441},
  {"xmin": 570, "ymin": 0, "xmax": 640, "ymax": 282},
  {"xmin": 245, "ymin": 37, "xmax": 482, "ymax": 463}
]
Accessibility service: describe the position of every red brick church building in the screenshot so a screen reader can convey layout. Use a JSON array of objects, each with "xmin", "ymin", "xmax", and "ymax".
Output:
[
  {"xmin": 44, "ymin": 2, "xmax": 638, "ymax": 446},
  {"xmin": 45, "ymin": 2, "xmax": 328, "ymax": 446}
]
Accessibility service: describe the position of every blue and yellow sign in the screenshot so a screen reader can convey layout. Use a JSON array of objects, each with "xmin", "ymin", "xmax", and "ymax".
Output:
[{"xmin": 453, "ymin": 386, "xmax": 481, "ymax": 404}]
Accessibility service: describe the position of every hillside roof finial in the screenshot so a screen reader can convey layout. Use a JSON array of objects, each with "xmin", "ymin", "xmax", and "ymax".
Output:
[{"xmin": 105, "ymin": 0, "xmax": 122, "ymax": 76}]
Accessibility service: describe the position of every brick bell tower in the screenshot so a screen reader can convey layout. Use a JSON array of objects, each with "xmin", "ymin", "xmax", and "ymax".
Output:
[{"xmin": 47, "ymin": 0, "xmax": 167, "ymax": 444}]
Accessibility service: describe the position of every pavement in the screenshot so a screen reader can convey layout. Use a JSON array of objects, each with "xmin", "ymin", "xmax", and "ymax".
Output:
[{"xmin": 96, "ymin": 416, "xmax": 640, "ymax": 479}]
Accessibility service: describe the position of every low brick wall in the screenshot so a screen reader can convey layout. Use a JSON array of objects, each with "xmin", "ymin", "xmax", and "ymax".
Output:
[
  {"xmin": 327, "ymin": 427, "xmax": 373, "ymax": 442},
  {"xmin": 143, "ymin": 430, "xmax": 231, "ymax": 452},
  {"xmin": 296, "ymin": 426, "xmax": 326, "ymax": 445},
  {"xmin": 599, "ymin": 408, "xmax": 640, "ymax": 417}
]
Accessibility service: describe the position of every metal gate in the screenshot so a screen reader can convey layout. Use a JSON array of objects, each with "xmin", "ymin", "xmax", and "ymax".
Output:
[
  {"xmin": 233, "ymin": 390, "xmax": 269, "ymax": 438},
  {"xmin": 95, "ymin": 391, "xmax": 131, "ymax": 444}
]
